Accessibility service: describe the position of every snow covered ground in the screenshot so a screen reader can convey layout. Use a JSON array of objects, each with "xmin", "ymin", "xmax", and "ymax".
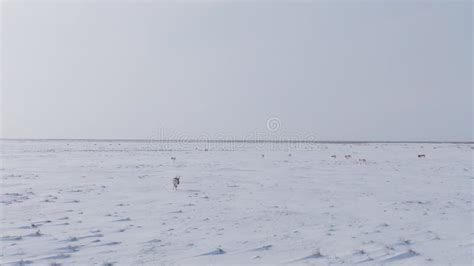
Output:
[{"xmin": 1, "ymin": 140, "xmax": 472, "ymax": 265}]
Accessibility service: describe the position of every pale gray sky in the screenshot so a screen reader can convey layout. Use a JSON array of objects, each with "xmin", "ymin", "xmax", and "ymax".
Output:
[{"xmin": 1, "ymin": 1, "xmax": 472, "ymax": 141}]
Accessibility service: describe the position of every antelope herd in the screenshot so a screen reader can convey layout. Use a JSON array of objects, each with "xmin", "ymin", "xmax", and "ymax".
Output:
[
  {"xmin": 169, "ymin": 151, "xmax": 429, "ymax": 192},
  {"xmin": 331, "ymin": 153, "xmax": 427, "ymax": 162},
  {"xmin": 331, "ymin": 154, "xmax": 368, "ymax": 163}
]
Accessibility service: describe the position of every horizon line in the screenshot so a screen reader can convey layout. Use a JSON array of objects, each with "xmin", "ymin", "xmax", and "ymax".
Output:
[{"xmin": 0, "ymin": 138, "xmax": 472, "ymax": 144}]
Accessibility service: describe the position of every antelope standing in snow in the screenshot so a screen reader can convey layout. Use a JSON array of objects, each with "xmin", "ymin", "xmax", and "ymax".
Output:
[{"xmin": 172, "ymin": 176, "xmax": 180, "ymax": 191}]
